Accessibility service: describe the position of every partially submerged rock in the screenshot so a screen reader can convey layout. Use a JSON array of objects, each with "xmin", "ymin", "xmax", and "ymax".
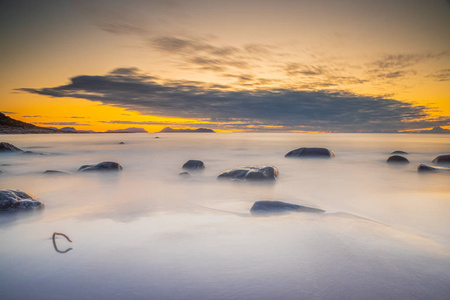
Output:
[
  {"xmin": 218, "ymin": 166, "xmax": 278, "ymax": 181},
  {"xmin": 119, "ymin": 142, "xmax": 125, "ymax": 145},
  {"xmin": 0, "ymin": 142, "xmax": 23, "ymax": 152},
  {"xmin": 78, "ymin": 161, "xmax": 123, "ymax": 172},
  {"xmin": 179, "ymin": 171, "xmax": 190, "ymax": 176},
  {"xmin": 0, "ymin": 189, "xmax": 44, "ymax": 212},
  {"xmin": 417, "ymin": 164, "xmax": 450, "ymax": 173},
  {"xmin": 182, "ymin": 160, "xmax": 205, "ymax": 170},
  {"xmin": 391, "ymin": 150, "xmax": 408, "ymax": 155},
  {"xmin": 250, "ymin": 201, "xmax": 324, "ymax": 215},
  {"xmin": 432, "ymin": 154, "xmax": 450, "ymax": 165},
  {"xmin": 386, "ymin": 155, "xmax": 409, "ymax": 164},
  {"xmin": 285, "ymin": 147, "xmax": 335, "ymax": 158},
  {"xmin": 43, "ymin": 170, "xmax": 72, "ymax": 175}
]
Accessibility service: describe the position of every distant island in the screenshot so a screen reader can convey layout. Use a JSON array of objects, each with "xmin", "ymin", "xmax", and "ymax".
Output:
[
  {"xmin": 158, "ymin": 127, "xmax": 215, "ymax": 133},
  {"xmin": 414, "ymin": 126, "xmax": 450, "ymax": 134},
  {"xmin": 106, "ymin": 127, "xmax": 148, "ymax": 133}
]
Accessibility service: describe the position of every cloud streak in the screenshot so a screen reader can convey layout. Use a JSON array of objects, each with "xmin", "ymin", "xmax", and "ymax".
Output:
[{"xmin": 17, "ymin": 68, "xmax": 449, "ymax": 132}]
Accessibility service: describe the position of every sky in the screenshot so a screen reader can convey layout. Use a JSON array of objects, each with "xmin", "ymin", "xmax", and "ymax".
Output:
[{"xmin": 1, "ymin": 0, "xmax": 450, "ymax": 133}]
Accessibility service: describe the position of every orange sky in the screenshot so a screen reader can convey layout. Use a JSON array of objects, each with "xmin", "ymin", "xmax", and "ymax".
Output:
[{"xmin": 1, "ymin": 0, "xmax": 449, "ymax": 133}]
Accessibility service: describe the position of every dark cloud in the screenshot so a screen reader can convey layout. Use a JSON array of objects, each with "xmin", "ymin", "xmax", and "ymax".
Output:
[
  {"xmin": 97, "ymin": 21, "xmax": 148, "ymax": 36},
  {"xmin": 285, "ymin": 63, "xmax": 324, "ymax": 76},
  {"xmin": 426, "ymin": 68, "xmax": 450, "ymax": 82},
  {"xmin": 375, "ymin": 70, "xmax": 417, "ymax": 79},
  {"xmin": 151, "ymin": 36, "xmax": 239, "ymax": 56},
  {"xmin": 366, "ymin": 52, "xmax": 449, "ymax": 83},
  {"xmin": 370, "ymin": 52, "xmax": 449, "ymax": 70},
  {"xmin": 17, "ymin": 68, "xmax": 449, "ymax": 132},
  {"xmin": 69, "ymin": 116, "xmax": 87, "ymax": 119},
  {"xmin": 22, "ymin": 115, "xmax": 41, "ymax": 118},
  {"xmin": 1, "ymin": 111, "xmax": 16, "ymax": 114},
  {"xmin": 149, "ymin": 35, "xmax": 283, "ymax": 74}
]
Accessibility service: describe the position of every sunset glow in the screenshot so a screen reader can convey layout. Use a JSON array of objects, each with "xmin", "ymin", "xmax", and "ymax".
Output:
[{"xmin": 1, "ymin": 0, "xmax": 449, "ymax": 132}]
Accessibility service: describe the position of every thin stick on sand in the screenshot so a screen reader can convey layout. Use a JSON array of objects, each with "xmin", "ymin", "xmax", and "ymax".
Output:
[{"xmin": 52, "ymin": 232, "xmax": 73, "ymax": 254}]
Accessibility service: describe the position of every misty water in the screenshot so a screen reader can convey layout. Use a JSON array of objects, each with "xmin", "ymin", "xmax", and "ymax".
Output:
[{"xmin": 1, "ymin": 133, "xmax": 449, "ymax": 299}]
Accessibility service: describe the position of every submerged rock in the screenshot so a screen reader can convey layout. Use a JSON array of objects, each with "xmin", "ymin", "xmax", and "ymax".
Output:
[
  {"xmin": 179, "ymin": 171, "xmax": 190, "ymax": 176},
  {"xmin": 43, "ymin": 170, "xmax": 72, "ymax": 175},
  {"xmin": 387, "ymin": 155, "xmax": 409, "ymax": 164},
  {"xmin": 0, "ymin": 189, "xmax": 44, "ymax": 212},
  {"xmin": 182, "ymin": 160, "xmax": 205, "ymax": 170},
  {"xmin": 0, "ymin": 142, "xmax": 23, "ymax": 152},
  {"xmin": 285, "ymin": 147, "xmax": 335, "ymax": 158},
  {"xmin": 78, "ymin": 161, "xmax": 123, "ymax": 172},
  {"xmin": 250, "ymin": 201, "xmax": 325, "ymax": 215},
  {"xmin": 391, "ymin": 150, "xmax": 408, "ymax": 155},
  {"xmin": 218, "ymin": 166, "xmax": 278, "ymax": 181},
  {"xmin": 432, "ymin": 154, "xmax": 450, "ymax": 165},
  {"xmin": 119, "ymin": 142, "xmax": 125, "ymax": 145},
  {"xmin": 417, "ymin": 164, "xmax": 450, "ymax": 173}
]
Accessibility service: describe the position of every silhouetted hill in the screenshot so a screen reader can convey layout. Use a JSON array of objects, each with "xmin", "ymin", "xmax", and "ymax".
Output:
[{"xmin": 0, "ymin": 112, "xmax": 61, "ymax": 134}]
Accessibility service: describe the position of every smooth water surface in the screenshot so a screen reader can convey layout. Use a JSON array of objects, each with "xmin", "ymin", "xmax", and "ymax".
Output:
[{"xmin": 0, "ymin": 133, "xmax": 449, "ymax": 299}]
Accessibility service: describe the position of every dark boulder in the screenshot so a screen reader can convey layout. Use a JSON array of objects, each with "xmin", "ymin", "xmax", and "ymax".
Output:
[
  {"xmin": 0, "ymin": 189, "xmax": 44, "ymax": 212},
  {"xmin": 386, "ymin": 155, "xmax": 409, "ymax": 164},
  {"xmin": 182, "ymin": 160, "xmax": 205, "ymax": 170},
  {"xmin": 432, "ymin": 154, "xmax": 450, "ymax": 165},
  {"xmin": 250, "ymin": 201, "xmax": 324, "ymax": 215},
  {"xmin": 78, "ymin": 161, "xmax": 123, "ymax": 172},
  {"xmin": 0, "ymin": 142, "xmax": 23, "ymax": 152},
  {"xmin": 418, "ymin": 164, "xmax": 450, "ymax": 173},
  {"xmin": 285, "ymin": 147, "xmax": 335, "ymax": 158},
  {"xmin": 391, "ymin": 150, "xmax": 408, "ymax": 155},
  {"xmin": 119, "ymin": 142, "xmax": 125, "ymax": 145},
  {"xmin": 179, "ymin": 171, "xmax": 190, "ymax": 176},
  {"xmin": 218, "ymin": 166, "xmax": 278, "ymax": 181}
]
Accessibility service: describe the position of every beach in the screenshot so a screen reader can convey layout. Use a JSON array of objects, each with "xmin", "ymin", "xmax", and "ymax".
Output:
[{"xmin": 1, "ymin": 133, "xmax": 449, "ymax": 299}]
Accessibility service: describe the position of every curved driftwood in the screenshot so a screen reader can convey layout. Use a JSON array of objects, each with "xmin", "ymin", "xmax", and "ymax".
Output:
[{"xmin": 52, "ymin": 232, "xmax": 72, "ymax": 254}]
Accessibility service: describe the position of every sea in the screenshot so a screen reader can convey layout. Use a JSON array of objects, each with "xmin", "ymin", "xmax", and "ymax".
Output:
[{"xmin": 0, "ymin": 133, "xmax": 449, "ymax": 299}]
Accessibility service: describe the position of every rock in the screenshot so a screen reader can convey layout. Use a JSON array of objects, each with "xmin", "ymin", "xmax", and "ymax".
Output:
[
  {"xmin": 182, "ymin": 160, "xmax": 205, "ymax": 170},
  {"xmin": 179, "ymin": 172, "xmax": 190, "ymax": 176},
  {"xmin": 23, "ymin": 150, "xmax": 43, "ymax": 155},
  {"xmin": 391, "ymin": 150, "xmax": 408, "ymax": 155},
  {"xmin": 0, "ymin": 142, "xmax": 23, "ymax": 152},
  {"xmin": 218, "ymin": 166, "xmax": 278, "ymax": 181},
  {"xmin": 78, "ymin": 161, "xmax": 123, "ymax": 172},
  {"xmin": 285, "ymin": 147, "xmax": 335, "ymax": 158},
  {"xmin": 43, "ymin": 170, "xmax": 71, "ymax": 175},
  {"xmin": 0, "ymin": 189, "xmax": 44, "ymax": 212},
  {"xmin": 119, "ymin": 142, "xmax": 125, "ymax": 144},
  {"xmin": 432, "ymin": 154, "xmax": 450, "ymax": 165},
  {"xmin": 250, "ymin": 201, "xmax": 325, "ymax": 215},
  {"xmin": 386, "ymin": 155, "xmax": 409, "ymax": 164},
  {"xmin": 154, "ymin": 136, "xmax": 160, "ymax": 139},
  {"xmin": 417, "ymin": 164, "xmax": 450, "ymax": 173}
]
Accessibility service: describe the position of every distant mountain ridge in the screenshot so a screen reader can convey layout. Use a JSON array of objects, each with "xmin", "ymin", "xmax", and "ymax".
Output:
[
  {"xmin": 159, "ymin": 127, "xmax": 215, "ymax": 133},
  {"xmin": 106, "ymin": 127, "xmax": 148, "ymax": 133}
]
